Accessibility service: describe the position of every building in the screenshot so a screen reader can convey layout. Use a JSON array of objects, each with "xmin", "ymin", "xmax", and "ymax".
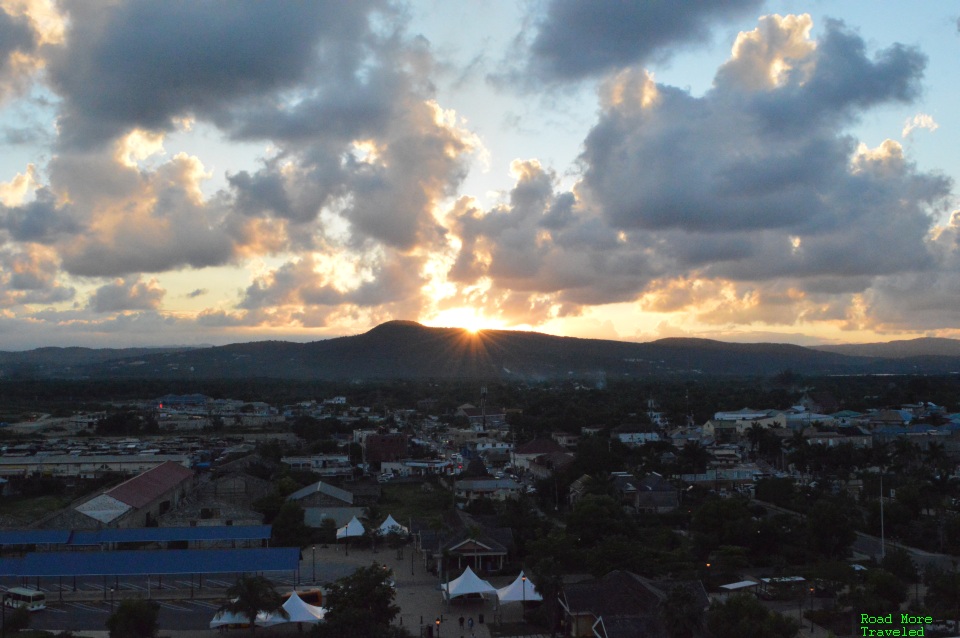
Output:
[
  {"xmin": 613, "ymin": 423, "xmax": 661, "ymax": 446},
  {"xmin": 360, "ymin": 432, "xmax": 408, "ymax": 464},
  {"xmin": 281, "ymin": 454, "xmax": 353, "ymax": 477},
  {"xmin": 47, "ymin": 461, "xmax": 195, "ymax": 529},
  {"xmin": 511, "ymin": 439, "xmax": 567, "ymax": 470},
  {"xmin": 560, "ymin": 571, "xmax": 708, "ymax": 638},
  {"xmin": 0, "ymin": 454, "xmax": 190, "ymax": 479},
  {"xmin": 455, "ymin": 478, "xmax": 522, "ymax": 503}
]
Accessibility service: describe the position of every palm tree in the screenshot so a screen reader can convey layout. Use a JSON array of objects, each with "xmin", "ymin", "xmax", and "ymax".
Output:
[{"xmin": 221, "ymin": 575, "xmax": 287, "ymax": 629}]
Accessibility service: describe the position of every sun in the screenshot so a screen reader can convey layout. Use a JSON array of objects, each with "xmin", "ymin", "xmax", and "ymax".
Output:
[{"xmin": 425, "ymin": 308, "xmax": 504, "ymax": 333}]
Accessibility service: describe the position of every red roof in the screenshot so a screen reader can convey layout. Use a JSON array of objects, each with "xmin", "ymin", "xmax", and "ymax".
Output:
[{"xmin": 106, "ymin": 461, "xmax": 194, "ymax": 509}]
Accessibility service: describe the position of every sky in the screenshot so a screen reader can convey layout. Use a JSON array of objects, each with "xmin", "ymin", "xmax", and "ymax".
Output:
[{"xmin": 1, "ymin": 1, "xmax": 959, "ymax": 350}]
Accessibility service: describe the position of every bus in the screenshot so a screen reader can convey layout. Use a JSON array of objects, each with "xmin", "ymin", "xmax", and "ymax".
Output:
[{"xmin": 3, "ymin": 587, "xmax": 46, "ymax": 611}]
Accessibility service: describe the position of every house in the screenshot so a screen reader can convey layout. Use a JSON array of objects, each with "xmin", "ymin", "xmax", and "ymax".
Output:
[
  {"xmin": 635, "ymin": 473, "xmax": 679, "ymax": 513},
  {"xmin": 287, "ymin": 480, "xmax": 354, "ymax": 507},
  {"xmin": 511, "ymin": 439, "xmax": 567, "ymax": 470},
  {"xmin": 287, "ymin": 480, "xmax": 366, "ymax": 531},
  {"xmin": 456, "ymin": 404, "xmax": 507, "ymax": 430},
  {"xmin": 560, "ymin": 570, "xmax": 708, "ymax": 638},
  {"xmin": 551, "ymin": 432, "xmax": 580, "ymax": 448},
  {"xmin": 613, "ymin": 423, "xmax": 660, "ymax": 446},
  {"xmin": 455, "ymin": 478, "xmax": 522, "ymax": 503}
]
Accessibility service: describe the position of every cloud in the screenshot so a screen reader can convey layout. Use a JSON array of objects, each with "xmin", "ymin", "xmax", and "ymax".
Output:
[
  {"xmin": 87, "ymin": 276, "xmax": 165, "ymax": 313},
  {"xmin": 518, "ymin": 0, "xmax": 762, "ymax": 83},
  {"xmin": 0, "ymin": 4, "xmax": 39, "ymax": 101},
  {"xmin": 49, "ymin": 149, "xmax": 236, "ymax": 277},
  {"xmin": 0, "ymin": 187, "xmax": 81, "ymax": 243},
  {"xmin": 45, "ymin": 1, "xmax": 386, "ymax": 149},
  {"xmin": 902, "ymin": 113, "xmax": 938, "ymax": 137},
  {"xmin": 237, "ymin": 249, "xmax": 428, "ymax": 326},
  {"xmin": 186, "ymin": 288, "xmax": 207, "ymax": 299},
  {"xmin": 444, "ymin": 15, "xmax": 955, "ymax": 332},
  {"xmin": 0, "ymin": 244, "xmax": 75, "ymax": 308}
]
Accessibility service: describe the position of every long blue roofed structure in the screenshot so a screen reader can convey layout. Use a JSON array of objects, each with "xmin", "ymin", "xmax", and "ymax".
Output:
[
  {"xmin": 69, "ymin": 525, "xmax": 271, "ymax": 546},
  {"xmin": 0, "ymin": 547, "xmax": 300, "ymax": 577},
  {"xmin": 0, "ymin": 530, "xmax": 72, "ymax": 546},
  {"xmin": 0, "ymin": 526, "xmax": 271, "ymax": 548}
]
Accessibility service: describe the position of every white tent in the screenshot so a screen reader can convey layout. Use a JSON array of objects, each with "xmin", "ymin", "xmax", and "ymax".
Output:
[
  {"xmin": 257, "ymin": 591, "xmax": 327, "ymax": 626},
  {"xmin": 336, "ymin": 515, "xmax": 365, "ymax": 539},
  {"xmin": 441, "ymin": 566, "xmax": 497, "ymax": 600},
  {"xmin": 378, "ymin": 514, "xmax": 408, "ymax": 535},
  {"xmin": 209, "ymin": 608, "xmax": 270, "ymax": 628},
  {"xmin": 496, "ymin": 571, "xmax": 542, "ymax": 603}
]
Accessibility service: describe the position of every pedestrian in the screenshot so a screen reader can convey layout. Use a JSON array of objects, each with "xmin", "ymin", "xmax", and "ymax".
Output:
[
  {"xmin": 467, "ymin": 616, "xmax": 474, "ymax": 630},
  {"xmin": 459, "ymin": 615, "xmax": 465, "ymax": 629}
]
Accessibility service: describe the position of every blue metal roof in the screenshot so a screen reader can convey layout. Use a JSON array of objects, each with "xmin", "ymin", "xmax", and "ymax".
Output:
[
  {"xmin": 69, "ymin": 525, "xmax": 271, "ymax": 545},
  {"xmin": 0, "ymin": 547, "xmax": 300, "ymax": 577},
  {"xmin": 0, "ymin": 530, "xmax": 72, "ymax": 546}
]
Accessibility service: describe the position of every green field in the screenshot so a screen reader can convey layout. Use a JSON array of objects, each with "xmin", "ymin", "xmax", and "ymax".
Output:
[
  {"xmin": 0, "ymin": 495, "xmax": 71, "ymax": 527},
  {"xmin": 378, "ymin": 481, "xmax": 453, "ymax": 528}
]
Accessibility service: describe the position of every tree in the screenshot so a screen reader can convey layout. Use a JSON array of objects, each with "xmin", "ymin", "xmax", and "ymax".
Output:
[
  {"xmin": 222, "ymin": 575, "xmax": 287, "ymax": 629},
  {"xmin": 566, "ymin": 495, "xmax": 636, "ymax": 548},
  {"xmin": 706, "ymin": 594, "xmax": 799, "ymax": 638},
  {"xmin": 660, "ymin": 584, "xmax": 704, "ymax": 638},
  {"xmin": 4, "ymin": 605, "xmax": 30, "ymax": 632},
  {"xmin": 272, "ymin": 501, "xmax": 310, "ymax": 548},
  {"xmin": 106, "ymin": 599, "xmax": 160, "ymax": 638},
  {"xmin": 805, "ymin": 499, "xmax": 856, "ymax": 560},
  {"xmin": 314, "ymin": 563, "xmax": 401, "ymax": 637}
]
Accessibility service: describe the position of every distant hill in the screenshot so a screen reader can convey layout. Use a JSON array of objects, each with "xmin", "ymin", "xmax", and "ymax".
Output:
[
  {"xmin": 812, "ymin": 337, "xmax": 960, "ymax": 359},
  {"xmin": 2, "ymin": 322, "xmax": 960, "ymax": 380}
]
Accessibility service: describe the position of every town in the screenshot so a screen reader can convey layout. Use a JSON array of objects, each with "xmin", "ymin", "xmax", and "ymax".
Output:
[{"xmin": 1, "ymin": 374, "xmax": 960, "ymax": 637}]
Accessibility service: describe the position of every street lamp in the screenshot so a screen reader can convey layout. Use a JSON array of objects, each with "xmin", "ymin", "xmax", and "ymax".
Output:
[
  {"xmin": 435, "ymin": 616, "xmax": 441, "ymax": 637},
  {"xmin": 312, "ymin": 545, "xmax": 316, "ymax": 583},
  {"xmin": 109, "ymin": 588, "xmax": 115, "ymax": 612}
]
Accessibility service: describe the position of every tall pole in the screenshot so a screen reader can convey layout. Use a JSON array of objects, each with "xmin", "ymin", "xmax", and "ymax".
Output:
[
  {"xmin": 880, "ymin": 472, "xmax": 886, "ymax": 560},
  {"xmin": 312, "ymin": 545, "xmax": 316, "ymax": 583},
  {"xmin": 522, "ymin": 573, "xmax": 526, "ymax": 615}
]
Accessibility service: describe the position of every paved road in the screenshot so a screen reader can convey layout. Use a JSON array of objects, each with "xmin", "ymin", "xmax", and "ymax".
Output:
[{"xmin": 10, "ymin": 543, "xmax": 510, "ymax": 637}]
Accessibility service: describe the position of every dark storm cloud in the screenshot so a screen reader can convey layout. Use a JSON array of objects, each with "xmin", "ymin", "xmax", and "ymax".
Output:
[
  {"xmin": 46, "ymin": 1, "xmax": 384, "ymax": 148},
  {"xmin": 524, "ymin": 0, "xmax": 762, "ymax": 82}
]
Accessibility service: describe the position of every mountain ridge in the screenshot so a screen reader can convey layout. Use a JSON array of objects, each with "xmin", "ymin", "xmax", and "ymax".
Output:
[{"xmin": 1, "ymin": 321, "xmax": 958, "ymax": 380}]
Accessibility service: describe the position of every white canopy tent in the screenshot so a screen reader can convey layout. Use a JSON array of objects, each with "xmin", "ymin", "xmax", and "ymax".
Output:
[
  {"xmin": 496, "ymin": 571, "xmax": 542, "ymax": 603},
  {"xmin": 257, "ymin": 591, "xmax": 327, "ymax": 627},
  {"xmin": 209, "ymin": 608, "xmax": 270, "ymax": 628},
  {"xmin": 336, "ymin": 515, "xmax": 365, "ymax": 539},
  {"xmin": 441, "ymin": 565, "xmax": 497, "ymax": 601},
  {"xmin": 378, "ymin": 514, "xmax": 408, "ymax": 535}
]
